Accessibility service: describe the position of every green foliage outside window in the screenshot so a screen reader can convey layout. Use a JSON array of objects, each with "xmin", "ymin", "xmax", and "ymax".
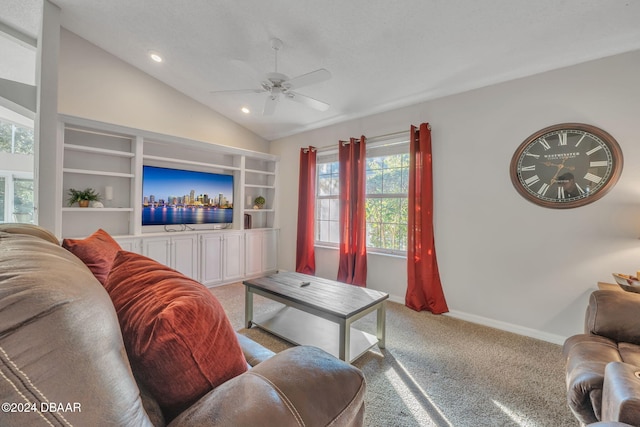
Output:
[
  {"xmin": 14, "ymin": 178, "xmax": 34, "ymax": 216},
  {"xmin": 0, "ymin": 119, "xmax": 34, "ymax": 154},
  {"xmin": 316, "ymin": 151, "xmax": 409, "ymax": 254},
  {"xmin": 365, "ymin": 154, "xmax": 409, "ymax": 252},
  {"xmin": 0, "ymin": 119, "xmax": 35, "ymax": 223}
]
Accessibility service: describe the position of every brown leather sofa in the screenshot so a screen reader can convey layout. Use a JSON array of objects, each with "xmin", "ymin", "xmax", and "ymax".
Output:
[
  {"xmin": 564, "ymin": 289, "xmax": 640, "ymax": 426},
  {"xmin": 0, "ymin": 225, "xmax": 366, "ymax": 426}
]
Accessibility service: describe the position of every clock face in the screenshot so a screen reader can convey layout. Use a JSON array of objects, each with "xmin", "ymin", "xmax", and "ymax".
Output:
[{"xmin": 510, "ymin": 123, "xmax": 623, "ymax": 208}]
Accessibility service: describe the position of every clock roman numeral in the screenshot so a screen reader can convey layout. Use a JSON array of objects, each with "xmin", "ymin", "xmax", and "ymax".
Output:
[
  {"xmin": 524, "ymin": 175, "xmax": 540, "ymax": 186},
  {"xmin": 589, "ymin": 161, "xmax": 608, "ymax": 167},
  {"xmin": 558, "ymin": 186, "xmax": 565, "ymax": 199},
  {"xmin": 537, "ymin": 183, "xmax": 549, "ymax": 196},
  {"xmin": 539, "ymin": 139, "xmax": 551, "ymax": 150},
  {"xmin": 520, "ymin": 165, "xmax": 535, "ymax": 171},
  {"xmin": 575, "ymin": 134, "xmax": 587, "ymax": 147},
  {"xmin": 584, "ymin": 172, "xmax": 602, "ymax": 183},
  {"xmin": 586, "ymin": 146, "xmax": 603, "ymax": 155},
  {"xmin": 558, "ymin": 132, "xmax": 567, "ymax": 146}
]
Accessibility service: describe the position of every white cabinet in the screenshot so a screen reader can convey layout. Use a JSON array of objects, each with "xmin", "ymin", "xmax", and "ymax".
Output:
[
  {"xmin": 245, "ymin": 229, "xmax": 278, "ymax": 278},
  {"xmin": 245, "ymin": 232, "xmax": 262, "ymax": 277},
  {"xmin": 222, "ymin": 232, "xmax": 245, "ymax": 282},
  {"xmin": 199, "ymin": 231, "xmax": 245, "ymax": 286},
  {"xmin": 142, "ymin": 234, "xmax": 198, "ymax": 279},
  {"xmin": 200, "ymin": 233, "xmax": 224, "ymax": 286},
  {"xmin": 113, "ymin": 236, "xmax": 141, "ymax": 253}
]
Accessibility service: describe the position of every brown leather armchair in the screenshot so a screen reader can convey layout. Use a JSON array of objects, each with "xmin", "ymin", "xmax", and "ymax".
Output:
[
  {"xmin": 564, "ymin": 289, "xmax": 640, "ymax": 426},
  {"xmin": 0, "ymin": 225, "xmax": 365, "ymax": 426}
]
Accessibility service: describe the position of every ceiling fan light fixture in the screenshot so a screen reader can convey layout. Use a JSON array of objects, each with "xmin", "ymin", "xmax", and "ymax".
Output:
[
  {"xmin": 210, "ymin": 37, "xmax": 331, "ymax": 116},
  {"xmin": 241, "ymin": 107, "xmax": 250, "ymax": 114}
]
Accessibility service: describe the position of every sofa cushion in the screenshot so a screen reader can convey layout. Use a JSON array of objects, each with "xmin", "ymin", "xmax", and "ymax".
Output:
[
  {"xmin": 0, "ymin": 231, "xmax": 154, "ymax": 426},
  {"xmin": 104, "ymin": 250, "xmax": 247, "ymax": 420},
  {"xmin": 62, "ymin": 228, "xmax": 122, "ymax": 284},
  {"xmin": 586, "ymin": 290, "xmax": 640, "ymax": 346},
  {"xmin": 0, "ymin": 222, "xmax": 59, "ymax": 245}
]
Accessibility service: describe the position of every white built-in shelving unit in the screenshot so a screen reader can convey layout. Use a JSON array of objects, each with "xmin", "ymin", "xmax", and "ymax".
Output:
[{"xmin": 56, "ymin": 114, "xmax": 279, "ymax": 286}]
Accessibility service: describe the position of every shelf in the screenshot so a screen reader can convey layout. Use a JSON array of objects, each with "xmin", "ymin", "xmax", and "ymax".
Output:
[
  {"xmin": 252, "ymin": 306, "xmax": 379, "ymax": 363},
  {"xmin": 59, "ymin": 115, "xmax": 278, "ymax": 237},
  {"xmin": 245, "ymin": 184, "xmax": 275, "ymax": 189},
  {"xmin": 245, "ymin": 209, "xmax": 275, "ymax": 213},
  {"xmin": 62, "ymin": 207, "xmax": 134, "ymax": 212},
  {"xmin": 245, "ymin": 168, "xmax": 276, "ymax": 176},
  {"xmin": 64, "ymin": 125, "xmax": 133, "ymax": 141},
  {"xmin": 63, "ymin": 168, "xmax": 135, "ymax": 178},
  {"xmin": 64, "ymin": 143, "xmax": 135, "ymax": 158},
  {"xmin": 143, "ymin": 155, "xmax": 241, "ymax": 171}
]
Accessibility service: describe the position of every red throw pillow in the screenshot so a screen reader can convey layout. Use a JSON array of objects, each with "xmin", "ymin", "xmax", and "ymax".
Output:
[
  {"xmin": 103, "ymin": 250, "xmax": 248, "ymax": 420},
  {"xmin": 62, "ymin": 229, "xmax": 122, "ymax": 284}
]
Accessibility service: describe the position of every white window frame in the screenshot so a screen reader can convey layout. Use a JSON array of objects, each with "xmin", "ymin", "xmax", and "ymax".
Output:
[{"xmin": 314, "ymin": 136, "xmax": 409, "ymax": 256}]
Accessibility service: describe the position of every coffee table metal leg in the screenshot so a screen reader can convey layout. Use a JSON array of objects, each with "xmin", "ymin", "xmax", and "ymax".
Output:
[
  {"xmin": 245, "ymin": 287, "xmax": 254, "ymax": 328},
  {"xmin": 377, "ymin": 301, "xmax": 386, "ymax": 349}
]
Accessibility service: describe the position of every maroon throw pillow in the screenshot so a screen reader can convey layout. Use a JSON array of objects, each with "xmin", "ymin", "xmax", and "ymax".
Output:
[
  {"xmin": 62, "ymin": 229, "xmax": 122, "ymax": 284},
  {"xmin": 103, "ymin": 250, "xmax": 248, "ymax": 420}
]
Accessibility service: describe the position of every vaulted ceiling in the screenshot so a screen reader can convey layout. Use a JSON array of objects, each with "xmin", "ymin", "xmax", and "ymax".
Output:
[{"xmin": 3, "ymin": 1, "xmax": 640, "ymax": 140}]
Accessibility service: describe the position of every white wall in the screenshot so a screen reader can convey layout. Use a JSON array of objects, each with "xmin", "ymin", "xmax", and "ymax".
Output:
[
  {"xmin": 270, "ymin": 50, "xmax": 640, "ymax": 344},
  {"xmin": 58, "ymin": 29, "xmax": 269, "ymax": 153}
]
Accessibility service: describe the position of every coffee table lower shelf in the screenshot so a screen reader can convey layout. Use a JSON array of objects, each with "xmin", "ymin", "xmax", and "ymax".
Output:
[{"xmin": 251, "ymin": 306, "xmax": 379, "ymax": 363}]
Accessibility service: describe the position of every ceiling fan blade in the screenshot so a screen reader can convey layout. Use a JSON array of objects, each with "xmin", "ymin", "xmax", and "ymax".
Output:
[
  {"xmin": 286, "ymin": 91, "xmax": 330, "ymax": 111},
  {"xmin": 285, "ymin": 68, "xmax": 331, "ymax": 90},
  {"xmin": 263, "ymin": 94, "xmax": 279, "ymax": 115},
  {"xmin": 210, "ymin": 88, "xmax": 266, "ymax": 95}
]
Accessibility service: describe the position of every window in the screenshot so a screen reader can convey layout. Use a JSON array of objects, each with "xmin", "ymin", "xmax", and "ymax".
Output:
[
  {"xmin": 0, "ymin": 119, "xmax": 35, "ymax": 223},
  {"xmin": 315, "ymin": 139, "xmax": 409, "ymax": 255},
  {"xmin": 316, "ymin": 161, "xmax": 340, "ymax": 244},
  {"xmin": 365, "ymin": 152, "xmax": 409, "ymax": 253},
  {"xmin": 0, "ymin": 120, "xmax": 35, "ymax": 155},
  {"xmin": 0, "ymin": 21, "xmax": 37, "ymax": 224},
  {"xmin": 13, "ymin": 177, "xmax": 34, "ymax": 220}
]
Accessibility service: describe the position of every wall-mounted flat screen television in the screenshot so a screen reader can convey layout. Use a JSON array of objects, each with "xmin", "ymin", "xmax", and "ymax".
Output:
[{"xmin": 142, "ymin": 165, "xmax": 234, "ymax": 226}]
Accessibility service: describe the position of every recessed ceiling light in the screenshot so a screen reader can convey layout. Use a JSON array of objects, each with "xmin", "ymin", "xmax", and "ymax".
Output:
[
  {"xmin": 149, "ymin": 51, "xmax": 163, "ymax": 63},
  {"xmin": 241, "ymin": 107, "xmax": 250, "ymax": 114}
]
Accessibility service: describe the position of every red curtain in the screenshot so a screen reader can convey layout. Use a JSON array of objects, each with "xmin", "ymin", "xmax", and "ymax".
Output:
[
  {"xmin": 295, "ymin": 146, "xmax": 316, "ymax": 275},
  {"xmin": 406, "ymin": 124, "xmax": 448, "ymax": 313},
  {"xmin": 337, "ymin": 136, "xmax": 367, "ymax": 287}
]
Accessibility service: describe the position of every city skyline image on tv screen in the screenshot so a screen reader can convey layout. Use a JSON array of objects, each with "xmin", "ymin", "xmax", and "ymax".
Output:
[{"xmin": 142, "ymin": 165, "xmax": 233, "ymax": 226}]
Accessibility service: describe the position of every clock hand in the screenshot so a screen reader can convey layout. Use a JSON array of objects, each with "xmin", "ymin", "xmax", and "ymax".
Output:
[
  {"xmin": 550, "ymin": 158, "xmax": 570, "ymax": 183},
  {"xmin": 542, "ymin": 161, "xmax": 562, "ymax": 167}
]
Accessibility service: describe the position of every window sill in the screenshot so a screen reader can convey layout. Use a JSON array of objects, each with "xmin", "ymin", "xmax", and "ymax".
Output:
[{"xmin": 314, "ymin": 243, "xmax": 406, "ymax": 260}]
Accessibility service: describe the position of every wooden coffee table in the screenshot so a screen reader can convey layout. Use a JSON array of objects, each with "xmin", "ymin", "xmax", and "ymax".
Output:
[{"xmin": 244, "ymin": 271, "xmax": 388, "ymax": 363}]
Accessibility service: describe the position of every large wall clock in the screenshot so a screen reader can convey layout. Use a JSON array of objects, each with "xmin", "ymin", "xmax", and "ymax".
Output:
[{"xmin": 510, "ymin": 123, "xmax": 623, "ymax": 209}]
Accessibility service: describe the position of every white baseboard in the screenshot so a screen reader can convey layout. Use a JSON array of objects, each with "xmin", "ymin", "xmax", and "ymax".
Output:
[{"xmin": 387, "ymin": 294, "xmax": 566, "ymax": 345}]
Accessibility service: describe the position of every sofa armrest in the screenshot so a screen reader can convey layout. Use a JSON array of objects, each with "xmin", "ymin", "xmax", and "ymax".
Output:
[
  {"xmin": 168, "ymin": 346, "xmax": 365, "ymax": 427},
  {"xmin": 235, "ymin": 332, "xmax": 275, "ymax": 366},
  {"xmin": 586, "ymin": 291, "xmax": 640, "ymax": 345},
  {"xmin": 601, "ymin": 362, "xmax": 640, "ymax": 425}
]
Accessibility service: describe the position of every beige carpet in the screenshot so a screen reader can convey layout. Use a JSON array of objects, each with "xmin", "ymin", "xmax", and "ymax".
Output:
[{"xmin": 210, "ymin": 282, "xmax": 577, "ymax": 427}]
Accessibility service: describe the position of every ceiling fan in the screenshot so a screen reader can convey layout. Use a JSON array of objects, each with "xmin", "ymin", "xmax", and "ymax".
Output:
[{"xmin": 211, "ymin": 38, "xmax": 332, "ymax": 115}]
